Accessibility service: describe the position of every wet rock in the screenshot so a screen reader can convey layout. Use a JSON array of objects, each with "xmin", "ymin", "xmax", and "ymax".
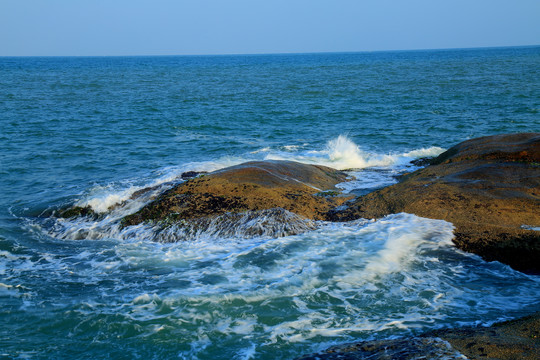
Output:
[
  {"xmin": 121, "ymin": 160, "xmax": 353, "ymax": 230},
  {"xmin": 58, "ymin": 206, "xmax": 96, "ymax": 219},
  {"xmin": 328, "ymin": 133, "xmax": 540, "ymax": 273},
  {"xmin": 181, "ymin": 170, "xmax": 208, "ymax": 180},
  {"xmin": 130, "ymin": 186, "xmax": 160, "ymax": 200},
  {"xmin": 409, "ymin": 156, "xmax": 434, "ymax": 167},
  {"xmin": 296, "ymin": 337, "xmax": 465, "ymax": 360},
  {"xmin": 431, "ymin": 312, "xmax": 540, "ymax": 360},
  {"xmin": 297, "ymin": 312, "xmax": 540, "ymax": 360}
]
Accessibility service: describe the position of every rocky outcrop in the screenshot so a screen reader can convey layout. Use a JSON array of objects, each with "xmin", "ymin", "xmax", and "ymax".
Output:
[
  {"xmin": 430, "ymin": 312, "xmax": 540, "ymax": 360},
  {"xmin": 297, "ymin": 312, "xmax": 540, "ymax": 360},
  {"xmin": 121, "ymin": 160, "xmax": 353, "ymax": 229},
  {"xmin": 328, "ymin": 133, "xmax": 540, "ymax": 273}
]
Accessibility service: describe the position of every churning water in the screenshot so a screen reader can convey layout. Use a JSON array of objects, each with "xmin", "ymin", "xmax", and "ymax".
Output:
[{"xmin": 1, "ymin": 47, "xmax": 539, "ymax": 359}]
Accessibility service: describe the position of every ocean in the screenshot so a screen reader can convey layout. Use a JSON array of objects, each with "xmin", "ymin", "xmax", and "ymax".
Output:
[{"xmin": 1, "ymin": 46, "xmax": 539, "ymax": 359}]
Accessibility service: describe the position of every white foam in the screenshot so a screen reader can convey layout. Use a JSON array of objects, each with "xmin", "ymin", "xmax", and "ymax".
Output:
[
  {"xmin": 264, "ymin": 135, "xmax": 444, "ymax": 170},
  {"xmin": 361, "ymin": 215, "xmax": 454, "ymax": 280},
  {"xmin": 24, "ymin": 135, "xmax": 540, "ymax": 358},
  {"xmin": 283, "ymin": 145, "xmax": 301, "ymax": 151},
  {"xmin": 45, "ymin": 208, "xmax": 317, "ymax": 243},
  {"xmin": 250, "ymin": 147, "xmax": 271, "ymax": 154},
  {"xmin": 76, "ymin": 185, "xmax": 139, "ymax": 213},
  {"xmin": 521, "ymin": 225, "xmax": 540, "ymax": 231},
  {"xmin": 133, "ymin": 293, "xmax": 161, "ymax": 305},
  {"xmin": 402, "ymin": 147, "xmax": 446, "ymax": 159},
  {"xmin": 73, "ymin": 156, "xmax": 254, "ymax": 215},
  {"xmin": 236, "ymin": 343, "xmax": 257, "ymax": 360}
]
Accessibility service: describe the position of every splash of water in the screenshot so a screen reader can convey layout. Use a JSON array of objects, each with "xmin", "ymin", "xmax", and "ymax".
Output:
[{"xmin": 264, "ymin": 135, "xmax": 444, "ymax": 170}]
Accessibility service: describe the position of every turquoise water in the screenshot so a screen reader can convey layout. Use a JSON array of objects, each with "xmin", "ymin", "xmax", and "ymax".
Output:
[{"xmin": 1, "ymin": 47, "xmax": 539, "ymax": 359}]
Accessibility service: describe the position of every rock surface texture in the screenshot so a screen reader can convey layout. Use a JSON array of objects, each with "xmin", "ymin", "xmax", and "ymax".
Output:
[
  {"xmin": 297, "ymin": 312, "xmax": 540, "ymax": 360},
  {"xmin": 430, "ymin": 312, "xmax": 540, "ymax": 360},
  {"xmin": 121, "ymin": 160, "xmax": 353, "ymax": 228},
  {"xmin": 328, "ymin": 133, "xmax": 540, "ymax": 273}
]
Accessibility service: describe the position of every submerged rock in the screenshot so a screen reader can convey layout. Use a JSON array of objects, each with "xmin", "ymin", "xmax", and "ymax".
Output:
[
  {"xmin": 297, "ymin": 337, "xmax": 465, "ymax": 360},
  {"xmin": 328, "ymin": 133, "xmax": 540, "ymax": 273},
  {"xmin": 149, "ymin": 208, "xmax": 318, "ymax": 242},
  {"xmin": 430, "ymin": 312, "xmax": 540, "ymax": 360},
  {"xmin": 58, "ymin": 205, "xmax": 96, "ymax": 219},
  {"xmin": 121, "ymin": 160, "xmax": 353, "ymax": 234},
  {"xmin": 180, "ymin": 170, "xmax": 207, "ymax": 180},
  {"xmin": 297, "ymin": 312, "xmax": 540, "ymax": 360}
]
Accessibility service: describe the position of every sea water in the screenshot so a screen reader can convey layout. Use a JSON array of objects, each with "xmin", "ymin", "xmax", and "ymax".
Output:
[{"xmin": 1, "ymin": 47, "xmax": 539, "ymax": 359}]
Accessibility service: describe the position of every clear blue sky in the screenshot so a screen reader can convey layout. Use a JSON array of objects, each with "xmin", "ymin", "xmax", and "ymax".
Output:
[{"xmin": 1, "ymin": 0, "xmax": 539, "ymax": 56}]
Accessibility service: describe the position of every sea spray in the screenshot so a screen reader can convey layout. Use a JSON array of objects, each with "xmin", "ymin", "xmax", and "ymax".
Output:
[{"xmin": 264, "ymin": 135, "xmax": 444, "ymax": 170}]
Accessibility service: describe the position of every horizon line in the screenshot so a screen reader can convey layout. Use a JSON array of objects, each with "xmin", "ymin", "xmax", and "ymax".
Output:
[{"xmin": 1, "ymin": 44, "xmax": 539, "ymax": 58}]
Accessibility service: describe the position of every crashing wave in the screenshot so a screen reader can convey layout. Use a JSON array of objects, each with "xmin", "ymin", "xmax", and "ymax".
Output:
[{"xmin": 264, "ymin": 135, "xmax": 445, "ymax": 170}]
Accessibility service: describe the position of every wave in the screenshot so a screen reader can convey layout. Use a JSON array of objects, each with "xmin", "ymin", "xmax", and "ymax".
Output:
[
  {"xmin": 16, "ymin": 213, "xmax": 540, "ymax": 349},
  {"xmin": 12, "ymin": 207, "xmax": 540, "ymax": 359},
  {"xmin": 71, "ymin": 135, "xmax": 443, "ymax": 216},
  {"xmin": 263, "ymin": 135, "xmax": 444, "ymax": 170}
]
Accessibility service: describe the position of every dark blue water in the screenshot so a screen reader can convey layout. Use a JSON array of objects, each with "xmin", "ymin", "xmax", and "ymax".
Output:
[{"xmin": 1, "ymin": 47, "xmax": 539, "ymax": 359}]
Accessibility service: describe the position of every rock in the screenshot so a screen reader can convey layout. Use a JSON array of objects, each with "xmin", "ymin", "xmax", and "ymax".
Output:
[
  {"xmin": 409, "ymin": 156, "xmax": 434, "ymax": 167},
  {"xmin": 58, "ymin": 206, "xmax": 96, "ymax": 219},
  {"xmin": 328, "ymin": 133, "xmax": 540, "ymax": 273},
  {"xmin": 121, "ymin": 160, "xmax": 353, "ymax": 230},
  {"xmin": 296, "ymin": 337, "xmax": 465, "ymax": 360},
  {"xmin": 297, "ymin": 312, "xmax": 540, "ymax": 360},
  {"xmin": 430, "ymin": 312, "xmax": 540, "ymax": 360},
  {"xmin": 181, "ymin": 170, "xmax": 207, "ymax": 180}
]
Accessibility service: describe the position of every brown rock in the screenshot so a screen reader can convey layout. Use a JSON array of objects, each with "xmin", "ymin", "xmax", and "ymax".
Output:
[
  {"xmin": 432, "ymin": 312, "xmax": 540, "ymax": 360},
  {"xmin": 297, "ymin": 312, "xmax": 540, "ymax": 360},
  {"xmin": 121, "ymin": 160, "xmax": 353, "ymax": 228},
  {"xmin": 328, "ymin": 133, "xmax": 540, "ymax": 273}
]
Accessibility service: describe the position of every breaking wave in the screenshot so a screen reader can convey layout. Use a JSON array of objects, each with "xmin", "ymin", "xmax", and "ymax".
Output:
[{"xmin": 264, "ymin": 135, "xmax": 444, "ymax": 170}]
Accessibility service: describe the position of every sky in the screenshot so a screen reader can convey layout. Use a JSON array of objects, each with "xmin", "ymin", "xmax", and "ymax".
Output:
[{"xmin": 1, "ymin": 0, "xmax": 539, "ymax": 56}]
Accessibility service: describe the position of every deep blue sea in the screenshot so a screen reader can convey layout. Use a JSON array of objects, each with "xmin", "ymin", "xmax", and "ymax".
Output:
[{"xmin": 1, "ymin": 47, "xmax": 539, "ymax": 359}]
